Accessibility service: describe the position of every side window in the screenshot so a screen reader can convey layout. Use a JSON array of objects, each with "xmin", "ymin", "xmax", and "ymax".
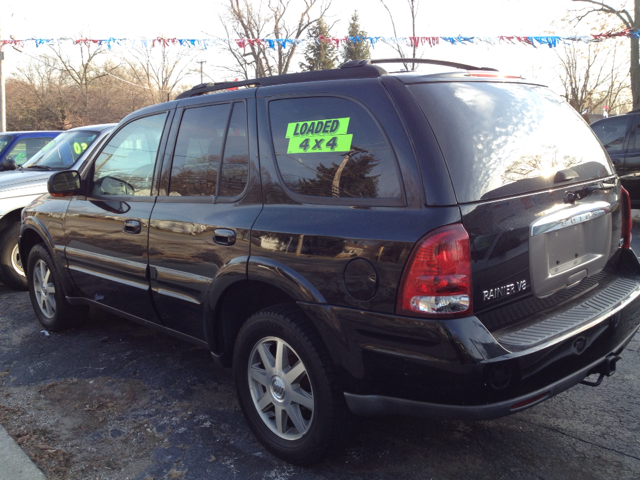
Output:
[
  {"xmin": 219, "ymin": 103, "xmax": 249, "ymax": 197},
  {"xmin": 169, "ymin": 104, "xmax": 230, "ymax": 197},
  {"xmin": 168, "ymin": 101, "xmax": 249, "ymax": 198},
  {"xmin": 592, "ymin": 116, "xmax": 629, "ymax": 152},
  {"xmin": 6, "ymin": 137, "xmax": 54, "ymax": 165},
  {"xmin": 268, "ymin": 97, "xmax": 401, "ymax": 200},
  {"xmin": 93, "ymin": 113, "xmax": 167, "ymax": 196}
]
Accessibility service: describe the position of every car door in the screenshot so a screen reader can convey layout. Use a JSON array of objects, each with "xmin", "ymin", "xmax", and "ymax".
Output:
[
  {"xmin": 148, "ymin": 96, "xmax": 261, "ymax": 340},
  {"xmin": 64, "ymin": 111, "xmax": 172, "ymax": 322}
]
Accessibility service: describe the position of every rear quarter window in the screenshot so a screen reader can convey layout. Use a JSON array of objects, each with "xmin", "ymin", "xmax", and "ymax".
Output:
[
  {"xmin": 408, "ymin": 82, "xmax": 613, "ymax": 203},
  {"xmin": 268, "ymin": 96, "xmax": 402, "ymax": 201}
]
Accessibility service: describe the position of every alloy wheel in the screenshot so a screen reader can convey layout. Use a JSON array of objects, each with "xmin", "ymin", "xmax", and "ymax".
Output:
[
  {"xmin": 33, "ymin": 259, "xmax": 56, "ymax": 318},
  {"xmin": 247, "ymin": 336, "xmax": 314, "ymax": 440}
]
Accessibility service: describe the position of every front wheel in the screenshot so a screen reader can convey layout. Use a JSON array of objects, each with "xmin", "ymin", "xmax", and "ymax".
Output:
[
  {"xmin": 233, "ymin": 304, "xmax": 346, "ymax": 465},
  {"xmin": 27, "ymin": 244, "xmax": 88, "ymax": 331}
]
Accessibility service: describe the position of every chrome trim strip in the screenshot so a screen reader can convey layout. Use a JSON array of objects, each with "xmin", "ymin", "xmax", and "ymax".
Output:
[
  {"xmin": 68, "ymin": 265, "xmax": 149, "ymax": 290},
  {"xmin": 154, "ymin": 265, "xmax": 211, "ymax": 285},
  {"xmin": 54, "ymin": 245, "xmax": 65, "ymax": 253},
  {"xmin": 65, "ymin": 247, "xmax": 147, "ymax": 273},
  {"xmin": 620, "ymin": 172, "xmax": 640, "ymax": 179},
  {"xmin": 153, "ymin": 287, "xmax": 201, "ymax": 305},
  {"xmin": 530, "ymin": 201, "xmax": 612, "ymax": 237}
]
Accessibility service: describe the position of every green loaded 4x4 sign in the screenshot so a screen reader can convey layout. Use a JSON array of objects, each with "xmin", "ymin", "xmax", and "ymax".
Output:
[{"xmin": 286, "ymin": 117, "xmax": 353, "ymax": 154}]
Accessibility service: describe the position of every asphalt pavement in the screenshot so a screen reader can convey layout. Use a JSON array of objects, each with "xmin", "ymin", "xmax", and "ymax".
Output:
[{"xmin": 1, "ymin": 213, "xmax": 640, "ymax": 479}]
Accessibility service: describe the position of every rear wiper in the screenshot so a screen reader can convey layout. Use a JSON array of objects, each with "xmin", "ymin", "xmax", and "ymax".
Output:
[
  {"xmin": 25, "ymin": 165, "xmax": 53, "ymax": 171},
  {"xmin": 564, "ymin": 181, "xmax": 615, "ymax": 204}
]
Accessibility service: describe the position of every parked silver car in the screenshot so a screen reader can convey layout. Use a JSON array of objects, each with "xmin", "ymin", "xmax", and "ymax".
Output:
[{"xmin": 0, "ymin": 124, "xmax": 114, "ymax": 288}]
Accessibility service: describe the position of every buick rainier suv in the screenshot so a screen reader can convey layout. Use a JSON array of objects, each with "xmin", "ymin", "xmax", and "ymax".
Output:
[{"xmin": 19, "ymin": 59, "xmax": 640, "ymax": 465}]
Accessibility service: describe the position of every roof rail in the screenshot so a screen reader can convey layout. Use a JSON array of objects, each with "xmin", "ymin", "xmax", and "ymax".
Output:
[
  {"xmin": 366, "ymin": 58, "xmax": 498, "ymax": 71},
  {"xmin": 175, "ymin": 58, "xmax": 497, "ymax": 100},
  {"xmin": 175, "ymin": 64, "xmax": 387, "ymax": 100}
]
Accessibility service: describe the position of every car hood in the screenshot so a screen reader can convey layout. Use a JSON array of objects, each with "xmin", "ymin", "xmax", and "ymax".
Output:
[{"xmin": 0, "ymin": 169, "xmax": 54, "ymax": 199}]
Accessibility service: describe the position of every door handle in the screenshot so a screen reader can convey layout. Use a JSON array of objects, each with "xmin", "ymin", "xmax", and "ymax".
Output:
[
  {"xmin": 123, "ymin": 219, "xmax": 142, "ymax": 234},
  {"xmin": 214, "ymin": 228, "xmax": 236, "ymax": 246},
  {"xmin": 612, "ymin": 158, "xmax": 620, "ymax": 165}
]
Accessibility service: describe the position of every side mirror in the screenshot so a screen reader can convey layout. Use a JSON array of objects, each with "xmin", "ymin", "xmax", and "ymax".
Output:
[
  {"xmin": 0, "ymin": 158, "xmax": 17, "ymax": 171},
  {"xmin": 48, "ymin": 171, "xmax": 82, "ymax": 196}
]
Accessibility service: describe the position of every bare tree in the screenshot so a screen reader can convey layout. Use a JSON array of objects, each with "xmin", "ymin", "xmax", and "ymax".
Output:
[
  {"xmin": 122, "ymin": 42, "xmax": 196, "ymax": 103},
  {"xmin": 218, "ymin": 0, "xmax": 332, "ymax": 79},
  {"xmin": 571, "ymin": 0, "xmax": 640, "ymax": 109},
  {"xmin": 47, "ymin": 43, "xmax": 110, "ymax": 93},
  {"xmin": 8, "ymin": 57, "xmax": 81, "ymax": 129},
  {"xmin": 6, "ymin": 54, "xmax": 155, "ymax": 130},
  {"xmin": 379, "ymin": 0, "xmax": 421, "ymax": 71},
  {"xmin": 557, "ymin": 36, "xmax": 630, "ymax": 115}
]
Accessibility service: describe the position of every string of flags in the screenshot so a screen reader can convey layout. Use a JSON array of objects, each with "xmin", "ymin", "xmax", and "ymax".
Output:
[{"xmin": 1, "ymin": 28, "xmax": 637, "ymax": 51}]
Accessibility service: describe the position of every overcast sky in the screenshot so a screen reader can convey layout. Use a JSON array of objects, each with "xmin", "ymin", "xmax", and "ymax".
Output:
[{"xmin": 0, "ymin": 0, "xmax": 629, "ymax": 94}]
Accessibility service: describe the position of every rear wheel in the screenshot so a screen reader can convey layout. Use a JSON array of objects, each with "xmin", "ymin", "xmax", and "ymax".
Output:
[
  {"xmin": 0, "ymin": 222, "xmax": 28, "ymax": 290},
  {"xmin": 233, "ymin": 304, "xmax": 346, "ymax": 465},
  {"xmin": 27, "ymin": 244, "xmax": 88, "ymax": 331}
]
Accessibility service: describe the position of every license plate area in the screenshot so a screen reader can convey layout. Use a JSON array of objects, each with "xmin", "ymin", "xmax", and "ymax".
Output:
[{"xmin": 530, "ymin": 201, "xmax": 612, "ymax": 298}]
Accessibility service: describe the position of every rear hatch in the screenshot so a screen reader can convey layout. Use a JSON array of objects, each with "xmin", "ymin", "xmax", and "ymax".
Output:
[{"xmin": 407, "ymin": 79, "xmax": 622, "ymax": 332}]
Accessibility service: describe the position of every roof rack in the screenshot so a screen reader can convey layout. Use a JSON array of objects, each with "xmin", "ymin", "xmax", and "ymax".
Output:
[
  {"xmin": 175, "ymin": 57, "xmax": 497, "ymax": 100},
  {"xmin": 366, "ymin": 58, "xmax": 498, "ymax": 71},
  {"xmin": 175, "ymin": 64, "xmax": 387, "ymax": 99}
]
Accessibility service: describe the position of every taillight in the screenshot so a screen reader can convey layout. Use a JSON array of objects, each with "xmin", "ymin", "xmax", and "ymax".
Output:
[
  {"xmin": 397, "ymin": 224, "xmax": 472, "ymax": 318},
  {"xmin": 621, "ymin": 186, "xmax": 632, "ymax": 249}
]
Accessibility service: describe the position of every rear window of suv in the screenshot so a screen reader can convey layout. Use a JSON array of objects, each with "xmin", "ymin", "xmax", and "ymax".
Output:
[{"xmin": 408, "ymin": 82, "xmax": 613, "ymax": 203}]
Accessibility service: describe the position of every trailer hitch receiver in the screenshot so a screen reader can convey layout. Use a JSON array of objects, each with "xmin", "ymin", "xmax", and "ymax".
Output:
[{"xmin": 580, "ymin": 354, "xmax": 621, "ymax": 387}]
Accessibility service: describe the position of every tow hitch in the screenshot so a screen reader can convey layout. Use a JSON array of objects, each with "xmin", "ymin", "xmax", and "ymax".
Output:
[{"xmin": 580, "ymin": 354, "xmax": 621, "ymax": 387}]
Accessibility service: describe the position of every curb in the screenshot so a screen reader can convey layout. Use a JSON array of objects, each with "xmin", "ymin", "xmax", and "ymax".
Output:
[{"xmin": 0, "ymin": 424, "xmax": 46, "ymax": 480}]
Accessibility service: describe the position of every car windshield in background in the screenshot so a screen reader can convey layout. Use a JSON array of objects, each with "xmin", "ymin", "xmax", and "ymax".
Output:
[
  {"xmin": 24, "ymin": 130, "xmax": 99, "ymax": 169},
  {"xmin": 0, "ymin": 135, "xmax": 14, "ymax": 154},
  {"xmin": 408, "ymin": 82, "xmax": 613, "ymax": 203}
]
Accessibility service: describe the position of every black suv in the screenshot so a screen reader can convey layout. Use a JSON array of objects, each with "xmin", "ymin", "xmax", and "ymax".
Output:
[
  {"xmin": 19, "ymin": 59, "xmax": 640, "ymax": 465},
  {"xmin": 591, "ymin": 111, "xmax": 640, "ymax": 206}
]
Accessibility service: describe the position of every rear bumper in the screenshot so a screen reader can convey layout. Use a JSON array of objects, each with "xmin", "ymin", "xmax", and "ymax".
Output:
[
  {"xmin": 298, "ymin": 251, "xmax": 640, "ymax": 419},
  {"xmin": 344, "ymin": 326, "xmax": 637, "ymax": 420}
]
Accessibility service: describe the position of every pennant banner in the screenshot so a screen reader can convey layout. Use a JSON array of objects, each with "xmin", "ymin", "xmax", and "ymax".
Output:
[{"xmin": 1, "ymin": 29, "xmax": 636, "ymax": 51}]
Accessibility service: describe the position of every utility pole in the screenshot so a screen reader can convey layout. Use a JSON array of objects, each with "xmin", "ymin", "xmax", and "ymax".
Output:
[
  {"xmin": 197, "ymin": 60, "xmax": 205, "ymax": 84},
  {"xmin": 0, "ymin": 49, "xmax": 5, "ymax": 132},
  {"xmin": 0, "ymin": 8, "xmax": 5, "ymax": 132}
]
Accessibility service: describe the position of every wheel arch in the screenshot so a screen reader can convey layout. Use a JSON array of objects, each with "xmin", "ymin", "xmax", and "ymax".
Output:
[
  {"xmin": 19, "ymin": 220, "xmax": 78, "ymax": 297},
  {"xmin": 0, "ymin": 208, "xmax": 22, "ymax": 234},
  {"xmin": 208, "ymin": 279, "xmax": 297, "ymax": 367},
  {"xmin": 208, "ymin": 257, "xmax": 331, "ymax": 367}
]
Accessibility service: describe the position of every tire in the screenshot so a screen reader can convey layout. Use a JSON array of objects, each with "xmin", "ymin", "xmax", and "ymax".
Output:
[
  {"xmin": 27, "ymin": 244, "xmax": 88, "ymax": 331},
  {"xmin": 233, "ymin": 304, "xmax": 347, "ymax": 465},
  {"xmin": 0, "ymin": 222, "xmax": 28, "ymax": 290}
]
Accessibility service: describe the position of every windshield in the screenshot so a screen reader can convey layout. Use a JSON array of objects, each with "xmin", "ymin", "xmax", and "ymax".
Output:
[
  {"xmin": 0, "ymin": 135, "xmax": 14, "ymax": 155},
  {"xmin": 24, "ymin": 130, "xmax": 99, "ymax": 169},
  {"xmin": 408, "ymin": 82, "xmax": 613, "ymax": 203}
]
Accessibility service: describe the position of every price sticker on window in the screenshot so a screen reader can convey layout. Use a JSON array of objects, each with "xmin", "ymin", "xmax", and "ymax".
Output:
[
  {"xmin": 286, "ymin": 117, "xmax": 353, "ymax": 154},
  {"xmin": 73, "ymin": 142, "xmax": 88, "ymax": 155}
]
